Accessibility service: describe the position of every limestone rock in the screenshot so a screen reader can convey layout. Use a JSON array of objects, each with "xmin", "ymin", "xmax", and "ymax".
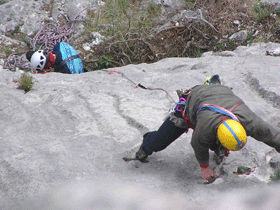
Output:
[{"xmin": 229, "ymin": 30, "xmax": 248, "ymax": 41}]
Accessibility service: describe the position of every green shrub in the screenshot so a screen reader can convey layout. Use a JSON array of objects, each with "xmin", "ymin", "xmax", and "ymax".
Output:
[
  {"xmin": 11, "ymin": 25, "xmax": 21, "ymax": 35},
  {"xmin": 246, "ymin": 31, "xmax": 255, "ymax": 45},
  {"xmin": 194, "ymin": 47, "xmax": 202, "ymax": 58},
  {"xmin": 237, "ymin": 166, "xmax": 250, "ymax": 174},
  {"xmin": 21, "ymin": 36, "xmax": 31, "ymax": 47},
  {"xmin": 86, "ymin": 0, "xmax": 162, "ymax": 43},
  {"xmin": 97, "ymin": 55, "xmax": 114, "ymax": 70},
  {"xmin": 215, "ymin": 39, "xmax": 235, "ymax": 51},
  {"xmin": 226, "ymin": 39, "xmax": 234, "ymax": 50},
  {"xmin": 270, "ymin": 169, "xmax": 280, "ymax": 182},
  {"xmin": 252, "ymin": 2, "xmax": 271, "ymax": 23},
  {"xmin": 276, "ymin": 7, "xmax": 280, "ymax": 16},
  {"xmin": 2, "ymin": 46, "xmax": 13, "ymax": 57},
  {"xmin": 103, "ymin": 0, "xmax": 160, "ymax": 35},
  {"xmin": 216, "ymin": 42, "xmax": 225, "ymax": 51},
  {"xmin": 15, "ymin": 73, "xmax": 36, "ymax": 93},
  {"xmin": 171, "ymin": 51, "xmax": 178, "ymax": 57},
  {"xmin": 147, "ymin": 2, "xmax": 162, "ymax": 15}
]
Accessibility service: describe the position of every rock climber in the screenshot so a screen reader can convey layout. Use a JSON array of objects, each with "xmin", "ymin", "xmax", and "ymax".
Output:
[
  {"xmin": 26, "ymin": 42, "xmax": 85, "ymax": 74},
  {"xmin": 135, "ymin": 75, "xmax": 280, "ymax": 181}
]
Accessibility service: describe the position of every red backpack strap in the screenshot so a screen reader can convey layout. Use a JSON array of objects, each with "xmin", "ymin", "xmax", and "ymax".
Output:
[
  {"xmin": 181, "ymin": 111, "xmax": 195, "ymax": 130},
  {"xmin": 220, "ymin": 103, "xmax": 242, "ymax": 122}
]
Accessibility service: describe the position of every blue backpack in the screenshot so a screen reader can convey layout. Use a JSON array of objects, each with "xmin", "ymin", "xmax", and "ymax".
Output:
[{"xmin": 53, "ymin": 42, "xmax": 84, "ymax": 74}]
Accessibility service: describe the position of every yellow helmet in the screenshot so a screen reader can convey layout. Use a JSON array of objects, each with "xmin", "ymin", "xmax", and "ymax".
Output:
[{"xmin": 217, "ymin": 119, "xmax": 247, "ymax": 151}]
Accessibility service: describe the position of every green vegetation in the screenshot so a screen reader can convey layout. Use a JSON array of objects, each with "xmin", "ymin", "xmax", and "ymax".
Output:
[
  {"xmin": 270, "ymin": 169, "xmax": 280, "ymax": 182},
  {"xmin": 14, "ymin": 73, "xmax": 36, "ymax": 93},
  {"xmin": 21, "ymin": 36, "xmax": 31, "ymax": 47},
  {"xmin": 95, "ymin": 0, "xmax": 161, "ymax": 37},
  {"xmin": 194, "ymin": 47, "xmax": 202, "ymax": 58},
  {"xmin": 237, "ymin": 166, "xmax": 250, "ymax": 174},
  {"xmin": 233, "ymin": 166, "xmax": 253, "ymax": 175},
  {"xmin": 246, "ymin": 31, "xmax": 255, "ymax": 46},
  {"xmin": 147, "ymin": 2, "xmax": 162, "ymax": 15},
  {"xmin": 2, "ymin": 45, "xmax": 13, "ymax": 57},
  {"xmin": 81, "ymin": 0, "xmax": 166, "ymax": 69},
  {"xmin": 252, "ymin": 2, "xmax": 272, "ymax": 23},
  {"xmin": 276, "ymin": 7, "xmax": 280, "ymax": 17},
  {"xmin": 97, "ymin": 55, "xmax": 114, "ymax": 70},
  {"xmin": 215, "ymin": 39, "xmax": 235, "ymax": 51},
  {"xmin": 11, "ymin": 25, "xmax": 21, "ymax": 35}
]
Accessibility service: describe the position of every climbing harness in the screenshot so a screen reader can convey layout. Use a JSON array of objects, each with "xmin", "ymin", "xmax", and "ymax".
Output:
[
  {"xmin": 173, "ymin": 86, "xmax": 197, "ymax": 113},
  {"xmin": 168, "ymin": 87, "xmax": 197, "ymax": 130}
]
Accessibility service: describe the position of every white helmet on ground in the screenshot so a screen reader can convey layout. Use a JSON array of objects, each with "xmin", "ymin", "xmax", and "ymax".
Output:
[{"xmin": 30, "ymin": 50, "xmax": 50, "ymax": 72}]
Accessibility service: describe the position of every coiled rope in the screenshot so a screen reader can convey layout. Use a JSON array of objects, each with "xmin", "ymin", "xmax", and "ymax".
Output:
[{"xmin": 3, "ymin": 9, "xmax": 87, "ymax": 71}]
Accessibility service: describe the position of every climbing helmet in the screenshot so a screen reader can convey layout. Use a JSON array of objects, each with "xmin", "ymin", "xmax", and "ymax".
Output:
[
  {"xmin": 217, "ymin": 119, "xmax": 247, "ymax": 151},
  {"xmin": 30, "ymin": 50, "xmax": 50, "ymax": 72}
]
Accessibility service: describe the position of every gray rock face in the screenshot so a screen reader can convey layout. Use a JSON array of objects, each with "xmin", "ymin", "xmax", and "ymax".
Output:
[
  {"xmin": 0, "ymin": 42, "xmax": 280, "ymax": 209},
  {"xmin": 1, "ymin": 0, "xmax": 280, "ymax": 209},
  {"xmin": 0, "ymin": 0, "xmax": 46, "ymax": 34},
  {"xmin": 229, "ymin": 30, "xmax": 248, "ymax": 41},
  {"xmin": 270, "ymin": 155, "xmax": 280, "ymax": 170},
  {"xmin": 0, "ymin": 0, "xmax": 11, "ymax": 4},
  {"xmin": 0, "ymin": 0, "xmax": 99, "ymax": 35}
]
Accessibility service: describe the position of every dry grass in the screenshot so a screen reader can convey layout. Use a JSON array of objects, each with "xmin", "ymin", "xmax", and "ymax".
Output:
[{"xmin": 81, "ymin": 0, "xmax": 280, "ymax": 70}]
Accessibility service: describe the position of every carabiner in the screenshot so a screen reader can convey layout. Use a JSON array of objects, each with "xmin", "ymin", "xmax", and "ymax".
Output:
[{"xmin": 175, "ymin": 97, "xmax": 186, "ymax": 112}]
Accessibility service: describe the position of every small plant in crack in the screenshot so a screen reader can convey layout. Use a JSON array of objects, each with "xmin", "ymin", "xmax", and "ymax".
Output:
[{"xmin": 14, "ymin": 72, "xmax": 36, "ymax": 93}]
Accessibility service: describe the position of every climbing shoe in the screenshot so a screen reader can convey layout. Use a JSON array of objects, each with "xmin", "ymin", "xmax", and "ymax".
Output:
[
  {"xmin": 135, "ymin": 146, "xmax": 148, "ymax": 163},
  {"xmin": 209, "ymin": 74, "xmax": 222, "ymax": 85},
  {"xmin": 135, "ymin": 132, "xmax": 150, "ymax": 162},
  {"xmin": 205, "ymin": 74, "xmax": 222, "ymax": 85}
]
